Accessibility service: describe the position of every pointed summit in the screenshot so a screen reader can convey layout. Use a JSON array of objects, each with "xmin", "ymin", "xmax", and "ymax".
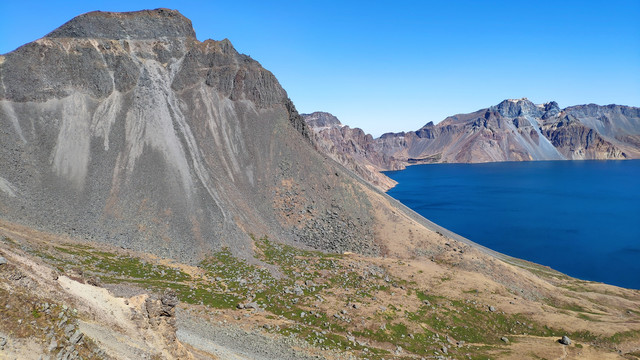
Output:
[
  {"xmin": 542, "ymin": 101, "xmax": 561, "ymax": 119},
  {"xmin": 491, "ymin": 98, "xmax": 542, "ymax": 118}
]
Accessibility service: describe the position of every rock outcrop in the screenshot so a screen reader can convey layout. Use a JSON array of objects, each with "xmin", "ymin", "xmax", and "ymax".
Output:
[
  {"xmin": 0, "ymin": 9, "xmax": 379, "ymax": 261},
  {"xmin": 541, "ymin": 114, "xmax": 626, "ymax": 159},
  {"xmin": 559, "ymin": 104, "xmax": 640, "ymax": 158}
]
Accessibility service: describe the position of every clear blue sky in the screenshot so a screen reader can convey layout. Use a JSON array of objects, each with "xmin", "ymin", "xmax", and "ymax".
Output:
[{"xmin": 1, "ymin": 1, "xmax": 639, "ymax": 137}]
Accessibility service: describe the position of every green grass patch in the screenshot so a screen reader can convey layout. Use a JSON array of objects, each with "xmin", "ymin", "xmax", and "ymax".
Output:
[{"xmin": 23, "ymin": 234, "xmax": 635, "ymax": 359}]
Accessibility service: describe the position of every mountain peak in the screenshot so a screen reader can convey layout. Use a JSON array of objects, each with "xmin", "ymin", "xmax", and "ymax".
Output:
[
  {"xmin": 45, "ymin": 8, "xmax": 196, "ymax": 40},
  {"xmin": 541, "ymin": 101, "xmax": 561, "ymax": 119},
  {"xmin": 420, "ymin": 121, "xmax": 435, "ymax": 128},
  {"xmin": 491, "ymin": 98, "xmax": 542, "ymax": 118},
  {"xmin": 302, "ymin": 112, "xmax": 343, "ymax": 128}
]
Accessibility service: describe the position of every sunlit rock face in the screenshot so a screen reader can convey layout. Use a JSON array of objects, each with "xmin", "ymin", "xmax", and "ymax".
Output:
[
  {"xmin": 372, "ymin": 98, "xmax": 640, "ymax": 165},
  {"xmin": 554, "ymin": 104, "xmax": 640, "ymax": 159},
  {"xmin": 303, "ymin": 112, "xmax": 401, "ymax": 191},
  {"xmin": 0, "ymin": 9, "xmax": 378, "ymax": 261}
]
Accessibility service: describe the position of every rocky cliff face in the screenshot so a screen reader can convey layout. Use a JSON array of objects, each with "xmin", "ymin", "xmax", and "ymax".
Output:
[
  {"xmin": 306, "ymin": 99, "xmax": 640, "ymax": 178},
  {"xmin": 303, "ymin": 111, "xmax": 342, "ymax": 128},
  {"xmin": 303, "ymin": 112, "xmax": 401, "ymax": 190},
  {"xmin": 0, "ymin": 9, "xmax": 379, "ymax": 261},
  {"xmin": 374, "ymin": 99, "xmax": 568, "ymax": 164},
  {"xmin": 560, "ymin": 104, "xmax": 640, "ymax": 158},
  {"xmin": 541, "ymin": 114, "xmax": 626, "ymax": 159}
]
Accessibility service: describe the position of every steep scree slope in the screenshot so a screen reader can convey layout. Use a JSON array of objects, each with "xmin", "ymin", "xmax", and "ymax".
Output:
[{"xmin": 0, "ymin": 9, "xmax": 378, "ymax": 261}]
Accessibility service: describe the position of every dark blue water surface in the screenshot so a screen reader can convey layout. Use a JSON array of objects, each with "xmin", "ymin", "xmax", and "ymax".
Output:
[{"xmin": 385, "ymin": 160, "xmax": 640, "ymax": 289}]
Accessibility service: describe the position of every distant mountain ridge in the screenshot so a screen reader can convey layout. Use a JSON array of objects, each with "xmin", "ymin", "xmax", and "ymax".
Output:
[{"xmin": 304, "ymin": 99, "xmax": 640, "ymax": 189}]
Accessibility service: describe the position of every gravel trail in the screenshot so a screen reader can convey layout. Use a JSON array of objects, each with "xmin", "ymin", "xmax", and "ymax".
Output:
[{"xmin": 176, "ymin": 309, "xmax": 325, "ymax": 360}]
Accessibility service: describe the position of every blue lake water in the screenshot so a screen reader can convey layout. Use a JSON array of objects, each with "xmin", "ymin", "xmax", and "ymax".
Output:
[{"xmin": 385, "ymin": 160, "xmax": 640, "ymax": 289}]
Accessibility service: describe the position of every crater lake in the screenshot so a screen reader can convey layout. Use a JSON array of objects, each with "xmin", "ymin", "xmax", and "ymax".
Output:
[{"xmin": 385, "ymin": 160, "xmax": 640, "ymax": 289}]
